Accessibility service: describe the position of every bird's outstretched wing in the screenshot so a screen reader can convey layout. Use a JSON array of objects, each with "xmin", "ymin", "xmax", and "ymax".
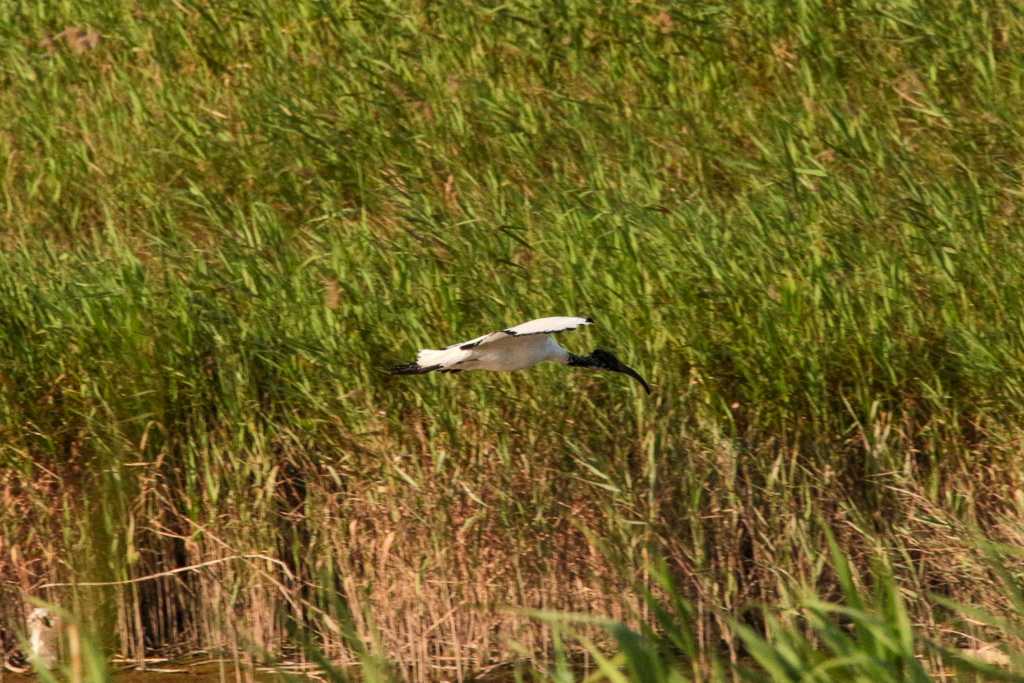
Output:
[{"xmin": 455, "ymin": 316, "xmax": 593, "ymax": 350}]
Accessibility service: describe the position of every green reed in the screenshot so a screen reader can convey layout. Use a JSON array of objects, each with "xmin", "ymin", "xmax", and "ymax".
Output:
[{"xmin": 2, "ymin": 0, "xmax": 1023, "ymax": 679}]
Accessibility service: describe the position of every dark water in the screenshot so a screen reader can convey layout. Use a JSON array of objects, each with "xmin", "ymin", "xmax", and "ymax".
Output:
[{"xmin": 1, "ymin": 663, "xmax": 306, "ymax": 682}]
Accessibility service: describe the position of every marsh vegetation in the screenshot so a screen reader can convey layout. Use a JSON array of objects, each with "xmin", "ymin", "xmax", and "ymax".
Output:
[{"xmin": 1, "ymin": 1, "xmax": 1023, "ymax": 680}]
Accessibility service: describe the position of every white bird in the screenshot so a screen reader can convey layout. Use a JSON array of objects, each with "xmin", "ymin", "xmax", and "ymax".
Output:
[
  {"xmin": 390, "ymin": 316, "xmax": 651, "ymax": 393},
  {"xmin": 26, "ymin": 608, "xmax": 57, "ymax": 670}
]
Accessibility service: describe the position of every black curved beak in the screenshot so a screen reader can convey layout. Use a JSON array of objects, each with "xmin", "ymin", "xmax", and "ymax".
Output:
[{"xmin": 615, "ymin": 362, "xmax": 652, "ymax": 394}]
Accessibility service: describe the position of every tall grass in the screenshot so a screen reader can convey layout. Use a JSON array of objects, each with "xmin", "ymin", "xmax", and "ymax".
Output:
[{"xmin": 2, "ymin": 0, "xmax": 1023, "ymax": 679}]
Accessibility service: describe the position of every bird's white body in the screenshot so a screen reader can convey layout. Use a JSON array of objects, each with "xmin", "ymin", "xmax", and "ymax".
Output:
[
  {"xmin": 415, "ymin": 316, "xmax": 588, "ymax": 372},
  {"xmin": 419, "ymin": 333, "xmax": 569, "ymax": 372},
  {"xmin": 393, "ymin": 315, "xmax": 652, "ymax": 393},
  {"xmin": 27, "ymin": 608, "xmax": 58, "ymax": 669}
]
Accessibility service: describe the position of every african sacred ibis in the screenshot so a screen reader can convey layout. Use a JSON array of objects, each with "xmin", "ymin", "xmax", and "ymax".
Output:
[
  {"xmin": 390, "ymin": 316, "xmax": 651, "ymax": 393},
  {"xmin": 27, "ymin": 608, "xmax": 58, "ymax": 670}
]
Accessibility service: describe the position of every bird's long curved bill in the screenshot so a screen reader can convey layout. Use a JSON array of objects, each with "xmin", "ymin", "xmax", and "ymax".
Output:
[{"xmin": 617, "ymin": 364, "xmax": 652, "ymax": 394}]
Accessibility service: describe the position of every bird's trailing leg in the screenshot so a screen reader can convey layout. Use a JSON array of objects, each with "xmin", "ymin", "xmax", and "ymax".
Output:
[{"xmin": 389, "ymin": 362, "xmax": 442, "ymax": 375}]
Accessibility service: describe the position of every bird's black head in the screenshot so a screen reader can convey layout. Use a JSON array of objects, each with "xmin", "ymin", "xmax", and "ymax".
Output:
[{"xmin": 571, "ymin": 348, "xmax": 652, "ymax": 394}]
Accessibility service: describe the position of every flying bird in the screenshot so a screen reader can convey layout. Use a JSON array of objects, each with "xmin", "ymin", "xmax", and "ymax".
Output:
[{"xmin": 390, "ymin": 316, "xmax": 651, "ymax": 393}]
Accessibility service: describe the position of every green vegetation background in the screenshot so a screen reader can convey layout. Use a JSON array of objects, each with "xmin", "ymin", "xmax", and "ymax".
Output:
[{"xmin": 2, "ymin": 0, "xmax": 1023, "ymax": 677}]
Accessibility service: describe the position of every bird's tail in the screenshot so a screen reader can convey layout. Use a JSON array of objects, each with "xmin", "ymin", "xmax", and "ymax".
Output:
[
  {"xmin": 416, "ymin": 348, "xmax": 454, "ymax": 367},
  {"xmin": 389, "ymin": 348, "xmax": 449, "ymax": 375}
]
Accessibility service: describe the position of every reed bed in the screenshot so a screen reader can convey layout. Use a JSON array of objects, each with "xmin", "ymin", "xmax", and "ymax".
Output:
[{"xmin": 2, "ymin": 0, "xmax": 1024, "ymax": 680}]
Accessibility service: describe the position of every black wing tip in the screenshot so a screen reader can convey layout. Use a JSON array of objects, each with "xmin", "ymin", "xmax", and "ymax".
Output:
[
  {"xmin": 503, "ymin": 329, "xmax": 518, "ymax": 336},
  {"xmin": 584, "ymin": 317, "xmax": 594, "ymax": 324}
]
